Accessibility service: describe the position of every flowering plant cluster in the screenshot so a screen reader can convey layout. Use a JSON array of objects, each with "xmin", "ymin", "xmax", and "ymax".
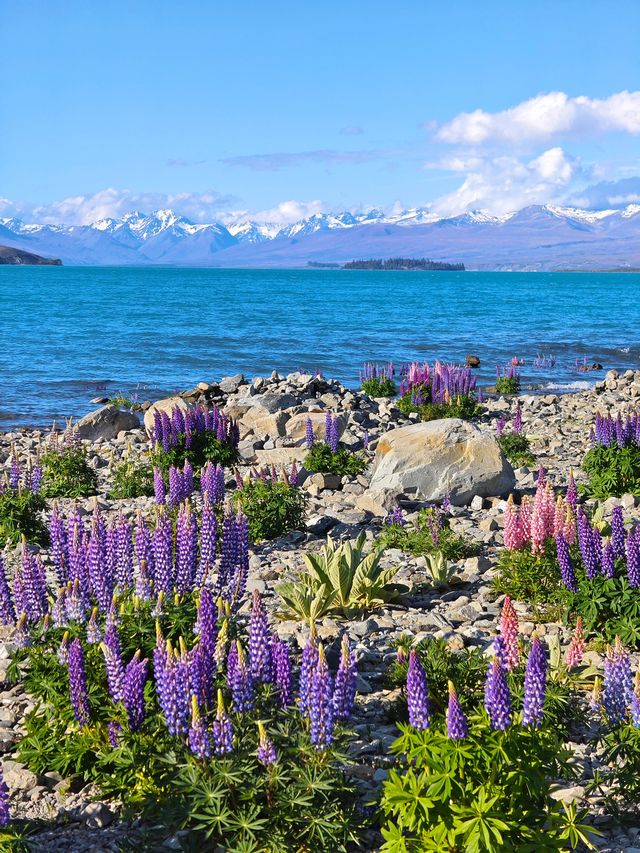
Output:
[
  {"xmin": 41, "ymin": 424, "xmax": 97, "ymax": 499},
  {"xmin": 0, "ymin": 452, "xmax": 47, "ymax": 545},
  {"xmin": 582, "ymin": 412, "xmax": 640, "ymax": 498},
  {"xmin": 396, "ymin": 360, "xmax": 481, "ymax": 422},
  {"xmin": 304, "ymin": 413, "xmax": 368, "ymax": 478},
  {"xmin": 150, "ymin": 404, "xmax": 239, "ymax": 471},
  {"xmin": 495, "ymin": 362, "xmax": 521, "ymax": 395},
  {"xmin": 378, "ymin": 639, "xmax": 595, "ymax": 852},
  {"xmin": 495, "ymin": 404, "xmax": 535, "ymax": 468},
  {"xmin": 230, "ymin": 466, "xmax": 305, "ymax": 542},
  {"xmin": 360, "ymin": 361, "xmax": 397, "ymax": 397},
  {"xmin": 379, "ymin": 505, "xmax": 476, "ymax": 563}
]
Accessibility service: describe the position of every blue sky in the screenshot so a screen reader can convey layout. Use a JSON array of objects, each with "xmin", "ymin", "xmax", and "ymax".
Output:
[{"xmin": 2, "ymin": 0, "xmax": 640, "ymax": 224}]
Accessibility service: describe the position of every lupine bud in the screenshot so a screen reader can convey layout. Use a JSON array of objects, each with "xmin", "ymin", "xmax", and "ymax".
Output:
[
  {"xmin": 522, "ymin": 635, "xmax": 547, "ymax": 728},
  {"xmin": 484, "ymin": 657, "xmax": 511, "ymax": 730},
  {"xmin": 309, "ymin": 645, "xmax": 335, "ymax": 750},
  {"xmin": 406, "ymin": 650, "xmax": 430, "ymax": 730},
  {"xmin": 257, "ymin": 720, "xmax": 277, "ymax": 766},
  {"xmin": 499, "ymin": 597, "xmax": 519, "ymax": 671},
  {"xmin": 601, "ymin": 539, "xmax": 615, "ymax": 579},
  {"xmin": 446, "ymin": 681, "xmax": 468, "ymax": 739},
  {"xmin": 68, "ymin": 638, "xmax": 90, "ymax": 726},
  {"xmin": 188, "ymin": 694, "xmax": 212, "ymax": 760},
  {"xmin": 565, "ymin": 617, "xmax": 585, "ymax": 669}
]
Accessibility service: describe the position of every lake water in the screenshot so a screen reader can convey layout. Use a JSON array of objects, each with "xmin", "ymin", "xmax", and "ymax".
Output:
[{"xmin": 2, "ymin": 266, "xmax": 639, "ymax": 428}]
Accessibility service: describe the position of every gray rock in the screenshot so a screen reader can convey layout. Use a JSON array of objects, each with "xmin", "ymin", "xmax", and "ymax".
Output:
[
  {"xmin": 368, "ymin": 419, "xmax": 515, "ymax": 505},
  {"xmin": 143, "ymin": 395, "xmax": 189, "ymax": 434},
  {"xmin": 76, "ymin": 405, "xmax": 140, "ymax": 441},
  {"xmin": 81, "ymin": 801, "xmax": 114, "ymax": 828},
  {"xmin": 219, "ymin": 373, "xmax": 245, "ymax": 393},
  {"xmin": 2, "ymin": 759, "xmax": 38, "ymax": 791}
]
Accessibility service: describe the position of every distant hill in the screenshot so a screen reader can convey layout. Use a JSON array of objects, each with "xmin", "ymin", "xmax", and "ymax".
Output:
[
  {"xmin": 0, "ymin": 245, "xmax": 62, "ymax": 265},
  {"xmin": 0, "ymin": 203, "xmax": 639, "ymax": 270},
  {"xmin": 343, "ymin": 257, "xmax": 465, "ymax": 271}
]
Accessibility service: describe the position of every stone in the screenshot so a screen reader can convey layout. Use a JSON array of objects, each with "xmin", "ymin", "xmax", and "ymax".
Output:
[
  {"xmin": 75, "ymin": 404, "xmax": 140, "ymax": 441},
  {"xmin": 81, "ymin": 801, "xmax": 114, "ymax": 828},
  {"xmin": 466, "ymin": 355, "xmax": 480, "ymax": 367},
  {"xmin": 241, "ymin": 407, "xmax": 290, "ymax": 438},
  {"xmin": 306, "ymin": 515, "xmax": 337, "ymax": 535},
  {"xmin": 143, "ymin": 395, "xmax": 189, "ymax": 434},
  {"xmin": 253, "ymin": 447, "xmax": 308, "ymax": 468},
  {"xmin": 549, "ymin": 785, "xmax": 585, "ymax": 804},
  {"xmin": 219, "ymin": 373, "xmax": 245, "ymax": 393},
  {"xmin": 309, "ymin": 472, "xmax": 342, "ymax": 491},
  {"xmin": 2, "ymin": 760, "xmax": 38, "ymax": 791},
  {"xmin": 470, "ymin": 495, "xmax": 484, "ymax": 510},
  {"xmin": 240, "ymin": 392, "xmax": 298, "ymax": 414},
  {"xmin": 285, "ymin": 411, "xmax": 346, "ymax": 442},
  {"xmin": 354, "ymin": 490, "xmax": 397, "ymax": 517},
  {"xmin": 368, "ymin": 419, "xmax": 515, "ymax": 505}
]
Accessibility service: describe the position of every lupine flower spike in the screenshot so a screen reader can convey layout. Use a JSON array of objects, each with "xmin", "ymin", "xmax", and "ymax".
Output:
[
  {"xmin": 484, "ymin": 657, "xmax": 511, "ymax": 730},
  {"xmin": 565, "ymin": 617, "xmax": 585, "ymax": 669},
  {"xmin": 521, "ymin": 635, "xmax": 547, "ymax": 728},
  {"xmin": 257, "ymin": 720, "xmax": 277, "ymax": 766},
  {"xmin": 406, "ymin": 650, "xmax": 430, "ymax": 730},
  {"xmin": 499, "ymin": 597, "xmax": 519, "ymax": 671},
  {"xmin": 446, "ymin": 681, "xmax": 468, "ymax": 739}
]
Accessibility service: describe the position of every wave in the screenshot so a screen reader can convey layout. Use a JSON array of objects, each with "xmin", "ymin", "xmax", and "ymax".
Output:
[{"xmin": 544, "ymin": 381, "xmax": 594, "ymax": 391}]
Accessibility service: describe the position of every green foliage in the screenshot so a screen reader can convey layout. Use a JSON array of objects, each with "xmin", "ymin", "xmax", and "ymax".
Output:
[
  {"xmin": 231, "ymin": 480, "xmax": 305, "ymax": 542},
  {"xmin": 571, "ymin": 570, "xmax": 640, "ymax": 647},
  {"xmin": 304, "ymin": 443, "xmax": 368, "ymax": 477},
  {"xmin": 41, "ymin": 445, "xmax": 98, "ymax": 498},
  {"xmin": 582, "ymin": 443, "xmax": 640, "ymax": 499},
  {"xmin": 396, "ymin": 392, "xmax": 482, "ymax": 423},
  {"xmin": 361, "ymin": 376, "xmax": 397, "ymax": 397},
  {"xmin": 591, "ymin": 722, "xmax": 640, "ymax": 813},
  {"xmin": 277, "ymin": 532, "xmax": 405, "ymax": 619},
  {"xmin": 152, "ymin": 429, "xmax": 238, "ymax": 472},
  {"xmin": 492, "ymin": 544, "xmax": 569, "ymax": 608},
  {"xmin": 378, "ymin": 717, "xmax": 595, "ymax": 852},
  {"xmin": 108, "ymin": 394, "xmax": 136, "ymax": 410},
  {"xmin": 497, "ymin": 432, "xmax": 535, "ymax": 468},
  {"xmin": 109, "ymin": 459, "xmax": 155, "ymax": 499},
  {"xmin": 378, "ymin": 508, "xmax": 477, "ymax": 562},
  {"xmin": 495, "ymin": 376, "xmax": 520, "ymax": 396},
  {"xmin": 12, "ymin": 594, "xmax": 363, "ymax": 852},
  {"xmin": 0, "ymin": 489, "xmax": 47, "ymax": 545}
]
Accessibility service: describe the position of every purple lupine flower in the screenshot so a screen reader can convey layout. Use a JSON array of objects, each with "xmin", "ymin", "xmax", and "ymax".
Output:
[
  {"xmin": 495, "ymin": 416, "xmax": 506, "ymax": 438},
  {"xmin": 175, "ymin": 502, "xmax": 197, "ymax": 594},
  {"xmin": 272, "ymin": 638, "xmax": 292, "ymax": 708},
  {"xmin": 197, "ymin": 495, "xmax": 217, "ymax": 586},
  {"xmin": 305, "ymin": 417, "xmax": 315, "ymax": 449},
  {"xmin": 555, "ymin": 533, "xmax": 578, "ymax": 593},
  {"xmin": 611, "ymin": 505, "xmax": 625, "ymax": 558},
  {"xmin": 102, "ymin": 624, "xmax": 124, "ymax": 703},
  {"xmin": 86, "ymin": 608, "xmax": 102, "ymax": 644},
  {"xmin": 513, "ymin": 404, "xmax": 523, "ymax": 435},
  {"xmin": 21, "ymin": 545, "xmax": 48, "ymax": 624},
  {"xmin": 51, "ymin": 588, "xmax": 67, "ymax": 629},
  {"xmin": 168, "ymin": 465, "xmax": 180, "ymax": 508},
  {"xmin": 328, "ymin": 416, "xmax": 340, "ymax": 454},
  {"xmin": 603, "ymin": 638, "xmax": 633, "ymax": 725},
  {"xmin": 88, "ymin": 529, "xmax": 111, "ymax": 613},
  {"xmin": 107, "ymin": 721, "xmax": 122, "ymax": 749},
  {"xmin": 188, "ymin": 695, "xmax": 212, "ymax": 760},
  {"xmin": 566, "ymin": 470, "xmax": 577, "ymax": 511},
  {"xmin": 385, "ymin": 505, "xmax": 405, "ymax": 527},
  {"xmin": 289, "ymin": 461, "xmax": 298, "ymax": 487},
  {"xmin": 13, "ymin": 613, "xmax": 31, "ymax": 648},
  {"xmin": 195, "ymin": 587, "xmax": 218, "ymax": 651},
  {"xmin": 631, "ymin": 673, "xmax": 640, "ymax": 727},
  {"xmin": 115, "ymin": 514, "xmax": 133, "ymax": 589},
  {"xmin": 216, "ymin": 508, "xmax": 237, "ymax": 595},
  {"xmin": 49, "ymin": 503, "xmax": 68, "ymax": 587},
  {"xmin": 626, "ymin": 528, "xmax": 640, "ymax": 587},
  {"xmin": 136, "ymin": 559, "xmax": 153, "ymax": 601},
  {"xmin": 135, "ymin": 513, "xmax": 154, "ymax": 582},
  {"xmin": 257, "ymin": 721, "xmax": 277, "ymax": 766},
  {"xmin": 57, "ymin": 631, "xmax": 70, "ymax": 664},
  {"xmin": 65, "ymin": 579, "xmax": 86, "ymax": 623},
  {"xmin": 577, "ymin": 510, "xmax": 599, "ymax": 579},
  {"xmin": 153, "ymin": 467, "xmax": 165, "ymax": 505},
  {"xmin": 602, "ymin": 540, "xmax": 615, "ymax": 579},
  {"xmin": 212, "ymin": 689, "xmax": 234, "ymax": 756},
  {"xmin": 67, "ymin": 638, "xmax": 90, "ymax": 726},
  {"xmin": 446, "ymin": 681, "xmax": 469, "ymax": 739},
  {"xmin": 484, "ymin": 657, "xmax": 511, "ymax": 730},
  {"xmin": 248, "ymin": 591, "xmax": 273, "ymax": 683},
  {"xmin": 228, "ymin": 510, "xmax": 249, "ymax": 608},
  {"xmin": 406, "ymin": 650, "xmax": 430, "ymax": 730},
  {"xmin": 493, "ymin": 635, "xmax": 509, "ymax": 672},
  {"xmin": 152, "ymin": 511, "xmax": 174, "ymax": 594},
  {"xmin": 299, "ymin": 632, "xmax": 319, "ymax": 717},
  {"xmin": 521, "ymin": 636, "xmax": 548, "ymax": 728},
  {"xmin": 324, "ymin": 411, "xmax": 332, "ymax": 447},
  {"xmin": 0, "ymin": 766, "xmax": 10, "ymax": 827},
  {"xmin": 227, "ymin": 641, "xmax": 254, "ymax": 712},
  {"xmin": 332, "ymin": 635, "xmax": 357, "ymax": 721},
  {"xmin": 0, "ymin": 554, "xmax": 16, "ymax": 625},
  {"xmin": 153, "ymin": 639, "xmax": 189, "ymax": 736},
  {"xmin": 183, "ymin": 459, "xmax": 194, "ymax": 498},
  {"xmin": 309, "ymin": 645, "xmax": 335, "ymax": 750},
  {"xmin": 122, "ymin": 651, "xmax": 147, "ymax": 732}
]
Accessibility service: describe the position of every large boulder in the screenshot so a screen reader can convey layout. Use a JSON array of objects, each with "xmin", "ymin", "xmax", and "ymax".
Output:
[
  {"xmin": 76, "ymin": 405, "xmax": 140, "ymax": 441},
  {"xmin": 143, "ymin": 396, "xmax": 189, "ymax": 435},
  {"xmin": 368, "ymin": 419, "xmax": 515, "ymax": 506}
]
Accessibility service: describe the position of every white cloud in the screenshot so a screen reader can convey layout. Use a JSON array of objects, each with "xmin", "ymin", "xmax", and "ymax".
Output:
[
  {"xmin": 0, "ymin": 188, "xmax": 236, "ymax": 225},
  {"xmin": 436, "ymin": 90, "xmax": 640, "ymax": 146},
  {"xmin": 237, "ymin": 199, "xmax": 328, "ymax": 224},
  {"xmin": 429, "ymin": 147, "xmax": 582, "ymax": 217}
]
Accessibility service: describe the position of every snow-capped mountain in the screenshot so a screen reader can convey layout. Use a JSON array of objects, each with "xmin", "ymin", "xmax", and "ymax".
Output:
[{"xmin": 1, "ymin": 202, "xmax": 639, "ymax": 269}]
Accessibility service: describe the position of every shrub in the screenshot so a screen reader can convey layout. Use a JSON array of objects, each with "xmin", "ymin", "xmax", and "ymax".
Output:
[
  {"xmin": 109, "ymin": 459, "xmax": 155, "ymax": 499},
  {"xmin": 360, "ymin": 362, "xmax": 397, "ymax": 398},
  {"xmin": 379, "ymin": 718, "xmax": 590, "ymax": 852},
  {"xmin": 41, "ymin": 427, "xmax": 97, "ymax": 499},
  {"xmin": 497, "ymin": 432, "xmax": 535, "ymax": 468},
  {"xmin": 10, "ymin": 589, "xmax": 363, "ymax": 852},
  {"xmin": 581, "ymin": 413, "xmax": 640, "ymax": 498},
  {"xmin": 378, "ymin": 507, "xmax": 477, "ymax": 562},
  {"xmin": 277, "ymin": 532, "xmax": 405, "ymax": 619},
  {"xmin": 304, "ymin": 442, "xmax": 367, "ymax": 477},
  {"xmin": 150, "ymin": 404, "xmax": 239, "ymax": 471},
  {"xmin": 396, "ymin": 360, "xmax": 482, "ymax": 423},
  {"xmin": 0, "ymin": 490, "xmax": 47, "ymax": 545},
  {"xmin": 231, "ymin": 479, "xmax": 305, "ymax": 542},
  {"xmin": 495, "ymin": 363, "xmax": 521, "ymax": 395}
]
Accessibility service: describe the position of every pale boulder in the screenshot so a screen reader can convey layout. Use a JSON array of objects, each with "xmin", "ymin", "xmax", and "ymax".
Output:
[
  {"xmin": 368, "ymin": 419, "xmax": 514, "ymax": 505},
  {"xmin": 76, "ymin": 405, "xmax": 140, "ymax": 441}
]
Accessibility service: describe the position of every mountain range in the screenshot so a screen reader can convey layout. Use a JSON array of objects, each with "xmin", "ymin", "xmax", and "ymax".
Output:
[{"xmin": 1, "ymin": 203, "xmax": 639, "ymax": 270}]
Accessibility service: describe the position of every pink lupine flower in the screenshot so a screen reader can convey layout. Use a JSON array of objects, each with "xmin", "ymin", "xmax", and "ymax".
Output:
[
  {"xmin": 500, "ymin": 596, "xmax": 520, "ymax": 671},
  {"xmin": 565, "ymin": 617, "xmax": 585, "ymax": 670},
  {"xmin": 519, "ymin": 496, "xmax": 532, "ymax": 543}
]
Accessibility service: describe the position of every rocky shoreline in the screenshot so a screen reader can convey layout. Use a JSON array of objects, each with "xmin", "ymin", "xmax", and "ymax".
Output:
[{"xmin": 1, "ymin": 368, "xmax": 640, "ymax": 852}]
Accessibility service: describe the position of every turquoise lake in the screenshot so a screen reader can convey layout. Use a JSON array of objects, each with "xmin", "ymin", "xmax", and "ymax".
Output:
[{"xmin": 2, "ymin": 266, "xmax": 639, "ymax": 428}]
